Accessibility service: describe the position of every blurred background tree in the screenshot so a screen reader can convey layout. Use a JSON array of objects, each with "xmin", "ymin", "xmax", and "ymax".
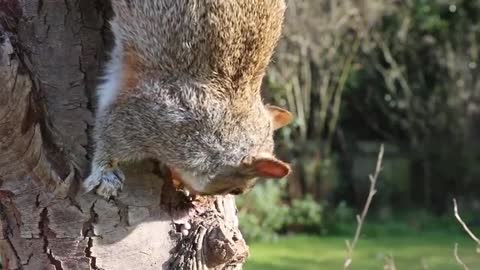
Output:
[{"xmin": 241, "ymin": 0, "xmax": 480, "ymax": 242}]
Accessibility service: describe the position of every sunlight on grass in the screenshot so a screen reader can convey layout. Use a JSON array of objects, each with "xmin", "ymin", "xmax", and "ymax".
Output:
[{"xmin": 244, "ymin": 234, "xmax": 479, "ymax": 270}]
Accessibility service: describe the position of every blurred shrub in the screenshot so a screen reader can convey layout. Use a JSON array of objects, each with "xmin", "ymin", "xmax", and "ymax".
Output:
[
  {"xmin": 323, "ymin": 203, "xmax": 471, "ymax": 237},
  {"xmin": 285, "ymin": 195, "xmax": 324, "ymax": 233},
  {"xmin": 237, "ymin": 180, "xmax": 289, "ymax": 242},
  {"xmin": 237, "ymin": 181, "xmax": 324, "ymax": 242},
  {"xmin": 238, "ymin": 184, "xmax": 475, "ymax": 241},
  {"xmin": 323, "ymin": 201, "xmax": 356, "ymax": 235},
  {"xmin": 334, "ymin": 201, "xmax": 356, "ymax": 224}
]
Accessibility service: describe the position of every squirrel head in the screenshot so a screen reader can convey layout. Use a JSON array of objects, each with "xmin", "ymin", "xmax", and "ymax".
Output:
[
  {"xmin": 168, "ymin": 104, "xmax": 294, "ymax": 196},
  {"xmin": 127, "ymin": 76, "xmax": 293, "ymax": 196}
]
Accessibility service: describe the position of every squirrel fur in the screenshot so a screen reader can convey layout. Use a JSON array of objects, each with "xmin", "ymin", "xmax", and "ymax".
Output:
[{"xmin": 83, "ymin": 0, "xmax": 293, "ymax": 198}]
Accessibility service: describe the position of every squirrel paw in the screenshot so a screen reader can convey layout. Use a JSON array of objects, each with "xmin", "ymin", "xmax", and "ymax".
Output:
[
  {"xmin": 83, "ymin": 166, "xmax": 125, "ymax": 199},
  {"xmin": 177, "ymin": 188, "xmax": 201, "ymax": 202},
  {"xmin": 181, "ymin": 222, "xmax": 191, "ymax": 236}
]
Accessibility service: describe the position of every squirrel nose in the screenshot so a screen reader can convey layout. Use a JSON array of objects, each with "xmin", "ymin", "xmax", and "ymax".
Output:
[
  {"xmin": 169, "ymin": 167, "xmax": 181, "ymax": 180},
  {"xmin": 167, "ymin": 166, "xmax": 184, "ymax": 188}
]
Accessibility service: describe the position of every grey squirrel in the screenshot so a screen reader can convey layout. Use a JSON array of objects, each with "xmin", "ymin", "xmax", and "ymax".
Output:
[{"xmin": 83, "ymin": 0, "xmax": 293, "ymax": 198}]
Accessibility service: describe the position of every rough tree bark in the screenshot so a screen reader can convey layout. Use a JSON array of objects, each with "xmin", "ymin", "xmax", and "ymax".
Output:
[{"xmin": 0, "ymin": 1, "xmax": 248, "ymax": 269}]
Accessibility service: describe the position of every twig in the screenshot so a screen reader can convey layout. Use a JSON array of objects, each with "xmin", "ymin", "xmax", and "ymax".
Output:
[
  {"xmin": 344, "ymin": 144, "xmax": 384, "ymax": 270},
  {"xmin": 453, "ymin": 199, "xmax": 480, "ymax": 245},
  {"xmin": 384, "ymin": 253, "xmax": 396, "ymax": 270},
  {"xmin": 421, "ymin": 258, "xmax": 429, "ymax": 270},
  {"xmin": 452, "ymin": 198, "xmax": 479, "ymax": 270},
  {"xmin": 454, "ymin": 243, "xmax": 470, "ymax": 270}
]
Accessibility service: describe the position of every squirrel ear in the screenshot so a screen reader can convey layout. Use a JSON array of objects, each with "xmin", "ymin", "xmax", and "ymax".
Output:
[
  {"xmin": 243, "ymin": 154, "xmax": 291, "ymax": 178},
  {"xmin": 266, "ymin": 105, "xmax": 294, "ymax": 130}
]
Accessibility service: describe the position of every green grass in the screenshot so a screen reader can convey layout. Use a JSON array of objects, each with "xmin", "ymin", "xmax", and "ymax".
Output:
[{"xmin": 244, "ymin": 234, "xmax": 479, "ymax": 270}]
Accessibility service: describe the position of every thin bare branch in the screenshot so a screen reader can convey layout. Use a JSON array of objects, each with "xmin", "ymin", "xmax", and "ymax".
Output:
[
  {"xmin": 344, "ymin": 144, "xmax": 384, "ymax": 270},
  {"xmin": 452, "ymin": 199, "xmax": 479, "ymax": 270},
  {"xmin": 454, "ymin": 243, "xmax": 470, "ymax": 270},
  {"xmin": 384, "ymin": 253, "xmax": 397, "ymax": 270},
  {"xmin": 453, "ymin": 199, "xmax": 480, "ymax": 246}
]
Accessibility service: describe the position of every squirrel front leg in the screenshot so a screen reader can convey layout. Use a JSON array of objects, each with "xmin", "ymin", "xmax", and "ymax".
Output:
[
  {"xmin": 83, "ymin": 111, "xmax": 127, "ymax": 198},
  {"xmin": 84, "ymin": 95, "xmax": 189, "ymax": 199},
  {"xmin": 84, "ymin": 158, "xmax": 125, "ymax": 199}
]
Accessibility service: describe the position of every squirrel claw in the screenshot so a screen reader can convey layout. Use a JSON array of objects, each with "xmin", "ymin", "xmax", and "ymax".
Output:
[
  {"xmin": 83, "ymin": 166, "xmax": 125, "ymax": 199},
  {"xmin": 180, "ymin": 189, "xmax": 190, "ymax": 197},
  {"xmin": 180, "ymin": 222, "xmax": 191, "ymax": 236},
  {"xmin": 178, "ymin": 189, "xmax": 201, "ymax": 202},
  {"xmin": 178, "ymin": 188, "xmax": 195, "ymax": 202},
  {"xmin": 183, "ymin": 222, "xmax": 192, "ymax": 230}
]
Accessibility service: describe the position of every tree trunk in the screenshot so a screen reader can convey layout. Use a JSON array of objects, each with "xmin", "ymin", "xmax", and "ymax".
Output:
[{"xmin": 0, "ymin": 1, "xmax": 248, "ymax": 269}]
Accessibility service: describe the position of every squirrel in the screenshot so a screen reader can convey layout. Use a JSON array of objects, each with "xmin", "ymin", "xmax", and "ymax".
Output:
[{"xmin": 83, "ymin": 0, "xmax": 294, "ymax": 198}]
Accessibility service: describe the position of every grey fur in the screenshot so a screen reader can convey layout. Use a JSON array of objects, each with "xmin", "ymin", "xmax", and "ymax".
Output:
[{"xmin": 84, "ymin": 0, "xmax": 289, "ymax": 198}]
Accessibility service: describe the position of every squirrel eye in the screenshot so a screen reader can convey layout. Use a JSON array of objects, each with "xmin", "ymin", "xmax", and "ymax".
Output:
[
  {"xmin": 230, "ymin": 188, "xmax": 243, "ymax": 195},
  {"xmin": 241, "ymin": 156, "xmax": 253, "ymax": 165}
]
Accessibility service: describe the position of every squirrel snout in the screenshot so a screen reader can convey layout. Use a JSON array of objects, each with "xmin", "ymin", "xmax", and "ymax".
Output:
[{"xmin": 166, "ymin": 166, "xmax": 254, "ymax": 196}]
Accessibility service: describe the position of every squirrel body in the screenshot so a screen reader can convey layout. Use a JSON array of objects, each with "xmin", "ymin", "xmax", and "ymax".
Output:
[{"xmin": 84, "ymin": 0, "xmax": 293, "ymax": 198}]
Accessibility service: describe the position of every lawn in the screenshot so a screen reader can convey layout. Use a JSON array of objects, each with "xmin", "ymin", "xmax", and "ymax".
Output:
[{"xmin": 244, "ymin": 234, "xmax": 479, "ymax": 270}]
